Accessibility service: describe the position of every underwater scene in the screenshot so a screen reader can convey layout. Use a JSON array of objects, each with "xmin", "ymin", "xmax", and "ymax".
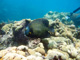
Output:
[{"xmin": 0, "ymin": 0, "xmax": 80, "ymax": 60}]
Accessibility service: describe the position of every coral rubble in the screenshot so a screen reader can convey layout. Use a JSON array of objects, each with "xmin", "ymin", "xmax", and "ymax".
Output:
[{"xmin": 0, "ymin": 11, "xmax": 80, "ymax": 60}]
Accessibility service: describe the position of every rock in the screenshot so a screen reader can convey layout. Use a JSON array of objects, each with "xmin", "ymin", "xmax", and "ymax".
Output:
[
  {"xmin": 28, "ymin": 38, "xmax": 41, "ymax": 49},
  {"xmin": 43, "ymin": 11, "xmax": 73, "ymax": 25},
  {"xmin": 42, "ymin": 36, "xmax": 71, "ymax": 49},
  {"xmin": 0, "ymin": 34, "xmax": 14, "ymax": 50},
  {"xmin": 68, "ymin": 24, "xmax": 76, "ymax": 29},
  {"xmin": 49, "ymin": 19, "xmax": 76, "ymax": 43},
  {"xmin": 38, "ymin": 43, "xmax": 44, "ymax": 49},
  {"xmin": 12, "ymin": 19, "xmax": 30, "ymax": 44},
  {"xmin": 17, "ymin": 45, "xmax": 28, "ymax": 51},
  {"xmin": 34, "ymin": 52, "xmax": 42, "ymax": 57},
  {"xmin": 0, "ymin": 23, "xmax": 5, "ymax": 35},
  {"xmin": 34, "ymin": 47, "xmax": 45, "ymax": 55},
  {"xmin": 0, "ymin": 46, "xmax": 30, "ymax": 60},
  {"xmin": 75, "ymin": 31, "xmax": 80, "ymax": 39},
  {"xmin": 3, "ymin": 53, "xmax": 27, "ymax": 60},
  {"xmin": 48, "ymin": 19, "xmax": 55, "ymax": 27},
  {"xmin": 0, "ymin": 50, "xmax": 8, "ymax": 57},
  {"xmin": 26, "ymin": 55, "xmax": 43, "ymax": 60},
  {"xmin": 0, "ymin": 19, "xmax": 31, "ymax": 50},
  {"xmin": 46, "ymin": 49, "xmax": 69, "ymax": 60},
  {"xmin": 60, "ymin": 44, "xmax": 78, "ymax": 58},
  {"xmin": 13, "ymin": 19, "xmax": 30, "ymax": 37},
  {"xmin": 35, "ymin": 57, "xmax": 43, "ymax": 60},
  {"xmin": 0, "ymin": 23, "xmax": 5, "ymax": 29},
  {"xmin": 47, "ymin": 41, "xmax": 57, "ymax": 49},
  {"xmin": 75, "ymin": 40, "xmax": 80, "ymax": 49},
  {"xmin": 76, "ymin": 54, "xmax": 80, "ymax": 60},
  {"xmin": 1, "ymin": 23, "xmax": 13, "ymax": 34},
  {"xmin": 17, "ymin": 51, "xmax": 26, "ymax": 56},
  {"xmin": 54, "ymin": 32, "xmax": 60, "ymax": 37},
  {"xmin": 28, "ymin": 49, "xmax": 36, "ymax": 55},
  {"xmin": 47, "ymin": 11, "xmax": 54, "ymax": 15},
  {"xmin": 0, "ymin": 23, "xmax": 14, "ymax": 50}
]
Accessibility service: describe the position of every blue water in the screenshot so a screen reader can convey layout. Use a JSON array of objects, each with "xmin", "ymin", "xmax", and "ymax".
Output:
[{"xmin": 0, "ymin": 0, "xmax": 80, "ymax": 22}]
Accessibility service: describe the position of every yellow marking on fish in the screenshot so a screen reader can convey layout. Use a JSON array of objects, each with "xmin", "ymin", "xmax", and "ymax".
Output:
[{"xmin": 29, "ymin": 32, "xmax": 31, "ymax": 34}]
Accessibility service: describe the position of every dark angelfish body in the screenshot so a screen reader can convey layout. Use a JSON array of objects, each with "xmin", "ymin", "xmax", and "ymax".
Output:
[{"xmin": 25, "ymin": 18, "xmax": 54, "ymax": 38}]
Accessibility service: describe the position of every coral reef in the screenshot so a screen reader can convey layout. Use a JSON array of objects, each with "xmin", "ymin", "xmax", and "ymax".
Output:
[
  {"xmin": 42, "ymin": 36, "xmax": 72, "ymax": 49},
  {"xmin": 43, "ymin": 11, "xmax": 74, "ymax": 25},
  {"xmin": 0, "ymin": 19, "xmax": 31, "ymax": 49},
  {"xmin": 0, "ymin": 11, "xmax": 80, "ymax": 60},
  {"xmin": 0, "ymin": 45, "xmax": 45, "ymax": 60},
  {"xmin": 1, "ymin": 23, "xmax": 13, "ymax": 34},
  {"xmin": 46, "ymin": 49, "xmax": 69, "ymax": 60},
  {"xmin": 0, "ymin": 23, "xmax": 5, "ymax": 35}
]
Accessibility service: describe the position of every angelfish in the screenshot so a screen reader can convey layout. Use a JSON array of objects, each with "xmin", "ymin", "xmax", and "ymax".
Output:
[{"xmin": 24, "ymin": 18, "xmax": 54, "ymax": 37}]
